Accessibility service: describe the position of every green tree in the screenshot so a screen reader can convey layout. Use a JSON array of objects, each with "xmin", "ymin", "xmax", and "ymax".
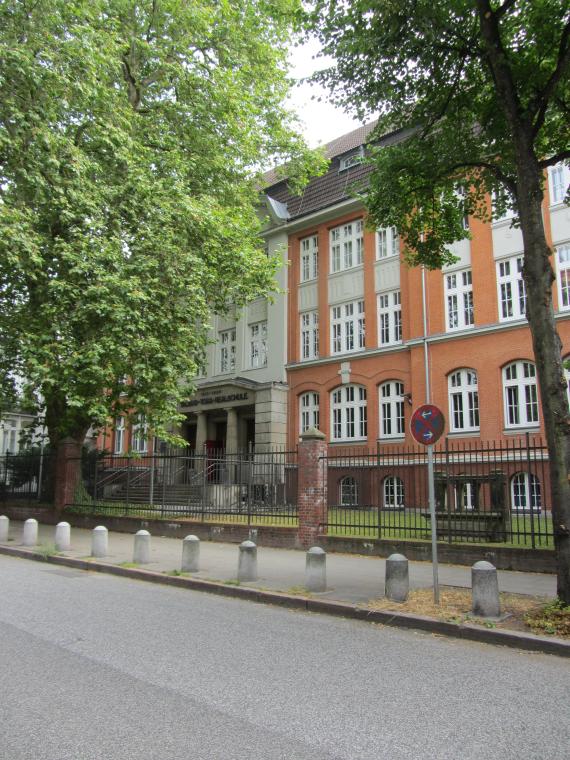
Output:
[
  {"xmin": 0, "ymin": 2, "xmax": 320, "ymax": 454},
  {"xmin": 311, "ymin": 0, "xmax": 570, "ymax": 600}
]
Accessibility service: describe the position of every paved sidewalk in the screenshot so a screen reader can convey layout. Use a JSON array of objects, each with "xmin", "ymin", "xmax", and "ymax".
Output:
[{"xmin": 2, "ymin": 519, "xmax": 556, "ymax": 604}]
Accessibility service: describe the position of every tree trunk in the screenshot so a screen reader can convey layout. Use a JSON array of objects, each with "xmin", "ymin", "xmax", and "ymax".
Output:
[{"xmin": 517, "ymin": 169, "xmax": 570, "ymax": 602}]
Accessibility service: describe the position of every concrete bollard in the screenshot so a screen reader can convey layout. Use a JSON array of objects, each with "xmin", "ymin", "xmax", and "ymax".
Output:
[
  {"xmin": 54, "ymin": 521, "xmax": 71, "ymax": 552},
  {"xmin": 0, "ymin": 515, "xmax": 9, "ymax": 543},
  {"xmin": 133, "ymin": 529, "xmax": 151, "ymax": 564},
  {"xmin": 305, "ymin": 546, "xmax": 327, "ymax": 592},
  {"xmin": 237, "ymin": 540, "xmax": 258, "ymax": 582},
  {"xmin": 22, "ymin": 518, "xmax": 38, "ymax": 547},
  {"xmin": 472, "ymin": 560, "xmax": 501, "ymax": 618},
  {"xmin": 91, "ymin": 525, "xmax": 108, "ymax": 558},
  {"xmin": 181, "ymin": 535, "xmax": 200, "ymax": 572},
  {"xmin": 385, "ymin": 553, "xmax": 409, "ymax": 602}
]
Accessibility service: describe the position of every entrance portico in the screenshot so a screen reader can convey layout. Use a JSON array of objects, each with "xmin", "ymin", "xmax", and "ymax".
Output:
[{"xmin": 180, "ymin": 379, "xmax": 287, "ymax": 452}]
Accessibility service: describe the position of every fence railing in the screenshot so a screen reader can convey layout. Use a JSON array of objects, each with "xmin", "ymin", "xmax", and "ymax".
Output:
[
  {"xmin": 323, "ymin": 435, "xmax": 553, "ymax": 548},
  {"xmin": 70, "ymin": 447, "xmax": 299, "ymax": 526},
  {"xmin": 0, "ymin": 450, "xmax": 55, "ymax": 506}
]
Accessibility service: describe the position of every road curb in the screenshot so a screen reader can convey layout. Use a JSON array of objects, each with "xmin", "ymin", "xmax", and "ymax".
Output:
[{"xmin": 1, "ymin": 544, "xmax": 568, "ymax": 658}]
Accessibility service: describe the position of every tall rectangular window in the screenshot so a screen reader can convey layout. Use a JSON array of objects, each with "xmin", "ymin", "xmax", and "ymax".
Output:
[
  {"xmin": 249, "ymin": 321, "xmax": 268, "ymax": 368},
  {"xmin": 556, "ymin": 244, "xmax": 570, "ymax": 311},
  {"xmin": 377, "ymin": 290, "xmax": 402, "ymax": 346},
  {"xmin": 330, "ymin": 220, "xmax": 364, "ymax": 273},
  {"xmin": 376, "ymin": 226, "xmax": 399, "ymax": 259},
  {"xmin": 330, "ymin": 301, "xmax": 365, "ymax": 354},
  {"xmin": 445, "ymin": 269, "xmax": 474, "ymax": 331},
  {"xmin": 300, "ymin": 311, "xmax": 319, "ymax": 361},
  {"xmin": 131, "ymin": 415, "xmax": 148, "ymax": 453},
  {"xmin": 300, "ymin": 235, "xmax": 318, "ymax": 282},
  {"xmin": 114, "ymin": 417, "xmax": 125, "ymax": 454},
  {"xmin": 549, "ymin": 163, "xmax": 569, "ymax": 205},
  {"xmin": 497, "ymin": 256, "xmax": 526, "ymax": 321},
  {"xmin": 219, "ymin": 328, "xmax": 236, "ymax": 373}
]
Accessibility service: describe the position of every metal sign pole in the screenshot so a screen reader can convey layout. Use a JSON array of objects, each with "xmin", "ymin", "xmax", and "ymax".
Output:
[
  {"xmin": 421, "ymin": 266, "xmax": 440, "ymax": 605},
  {"xmin": 427, "ymin": 444, "xmax": 440, "ymax": 604}
]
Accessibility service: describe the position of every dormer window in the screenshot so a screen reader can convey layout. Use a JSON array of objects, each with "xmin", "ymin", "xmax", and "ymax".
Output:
[{"xmin": 339, "ymin": 147, "xmax": 364, "ymax": 172}]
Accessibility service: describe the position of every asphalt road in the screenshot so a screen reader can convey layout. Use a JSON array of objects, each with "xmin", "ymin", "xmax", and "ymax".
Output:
[{"xmin": 1, "ymin": 555, "xmax": 568, "ymax": 760}]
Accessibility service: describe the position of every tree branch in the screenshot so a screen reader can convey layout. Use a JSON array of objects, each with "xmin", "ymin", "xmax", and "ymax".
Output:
[
  {"xmin": 540, "ymin": 150, "xmax": 570, "ymax": 169},
  {"xmin": 441, "ymin": 160, "xmax": 516, "ymax": 193},
  {"xmin": 531, "ymin": 19, "xmax": 570, "ymax": 139},
  {"xmin": 495, "ymin": 0, "xmax": 518, "ymax": 20}
]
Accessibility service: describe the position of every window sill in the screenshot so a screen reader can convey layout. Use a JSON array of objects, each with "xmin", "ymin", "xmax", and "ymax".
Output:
[
  {"xmin": 329, "ymin": 439, "xmax": 368, "ymax": 446},
  {"xmin": 503, "ymin": 427, "xmax": 540, "ymax": 436},
  {"xmin": 446, "ymin": 431, "xmax": 480, "ymax": 438},
  {"xmin": 328, "ymin": 264, "xmax": 364, "ymax": 278},
  {"xmin": 377, "ymin": 437, "xmax": 405, "ymax": 443}
]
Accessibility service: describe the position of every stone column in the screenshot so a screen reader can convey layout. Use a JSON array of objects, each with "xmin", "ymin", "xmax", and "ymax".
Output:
[
  {"xmin": 195, "ymin": 411, "xmax": 207, "ymax": 472},
  {"xmin": 53, "ymin": 437, "xmax": 82, "ymax": 512},
  {"xmin": 225, "ymin": 407, "xmax": 239, "ymax": 454},
  {"xmin": 195, "ymin": 412, "xmax": 207, "ymax": 452},
  {"xmin": 225, "ymin": 407, "xmax": 238, "ymax": 484},
  {"xmin": 297, "ymin": 428, "xmax": 328, "ymax": 548}
]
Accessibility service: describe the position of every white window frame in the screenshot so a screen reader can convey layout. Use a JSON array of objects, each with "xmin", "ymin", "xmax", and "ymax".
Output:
[
  {"xmin": 445, "ymin": 269, "xmax": 474, "ymax": 331},
  {"xmin": 219, "ymin": 328, "xmax": 237, "ymax": 374},
  {"xmin": 549, "ymin": 162, "xmax": 569, "ymax": 206},
  {"xmin": 511, "ymin": 472, "xmax": 542, "ymax": 514},
  {"xmin": 497, "ymin": 256, "xmax": 527, "ymax": 322},
  {"xmin": 379, "ymin": 381, "xmax": 405, "ymax": 439},
  {"xmin": 454, "ymin": 481, "xmax": 476, "ymax": 512},
  {"xmin": 448, "ymin": 369, "xmax": 480, "ymax": 433},
  {"xmin": 249, "ymin": 321, "xmax": 268, "ymax": 369},
  {"xmin": 330, "ymin": 385, "xmax": 367, "ymax": 442},
  {"xmin": 376, "ymin": 226, "xmax": 399, "ymax": 259},
  {"xmin": 339, "ymin": 148, "xmax": 363, "ymax": 172},
  {"xmin": 383, "ymin": 476, "xmax": 405, "ymax": 509},
  {"xmin": 377, "ymin": 290, "xmax": 402, "ymax": 346},
  {"xmin": 300, "ymin": 235, "xmax": 318, "ymax": 282},
  {"xmin": 0, "ymin": 419, "xmax": 19, "ymax": 455},
  {"xmin": 331, "ymin": 300, "xmax": 365, "ymax": 355},
  {"xmin": 114, "ymin": 417, "xmax": 126, "ymax": 454},
  {"xmin": 300, "ymin": 311, "xmax": 319, "ymax": 361},
  {"xmin": 330, "ymin": 220, "xmax": 364, "ymax": 273},
  {"xmin": 299, "ymin": 392, "xmax": 320, "ymax": 434},
  {"xmin": 131, "ymin": 415, "xmax": 148, "ymax": 454},
  {"xmin": 556, "ymin": 243, "xmax": 570, "ymax": 311},
  {"xmin": 503, "ymin": 361, "xmax": 539, "ymax": 429}
]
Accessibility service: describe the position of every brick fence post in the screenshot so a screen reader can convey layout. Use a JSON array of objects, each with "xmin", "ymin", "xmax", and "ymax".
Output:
[
  {"xmin": 297, "ymin": 427, "xmax": 328, "ymax": 548},
  {"xmin": 54, "ymin": 437, "xmax": 82, "ymax": 513}
]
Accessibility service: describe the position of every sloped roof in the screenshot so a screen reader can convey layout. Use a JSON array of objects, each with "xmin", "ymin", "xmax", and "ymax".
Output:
[
  {"xmin": 264, "ymin": 120, "xmax": 384, "ymax": 221},
  {"xmin": 262, "ymin": 120, "xmax": 379, "ymax": 188}
]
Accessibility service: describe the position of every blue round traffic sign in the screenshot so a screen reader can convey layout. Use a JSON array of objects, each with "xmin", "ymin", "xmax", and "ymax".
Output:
[{"xmin": 410, "ymin": 404, "xmax": 445, "ymax": 445}]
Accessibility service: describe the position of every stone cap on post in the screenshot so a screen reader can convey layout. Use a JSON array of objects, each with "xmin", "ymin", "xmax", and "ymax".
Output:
[{"xmin": 300, "ymin": 427, "xmax": 326, "ymax": 441}]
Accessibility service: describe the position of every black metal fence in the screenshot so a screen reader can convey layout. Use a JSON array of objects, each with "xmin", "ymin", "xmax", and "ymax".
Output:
[
  {"xmin": 0, "ymin": 450, "xmax": 55, "ymax": 506},
  {"xmin": 69, "ymin": 447, "xmax": 298, "ymax": 526},
  {"xmin": 323, "ymin": 435, "xmax": 553, "ymax": 548}
]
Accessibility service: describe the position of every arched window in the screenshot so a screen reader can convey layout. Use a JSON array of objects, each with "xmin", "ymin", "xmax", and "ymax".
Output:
[
  {"xmin": 383, "ymin": 476, "xmax": 404, "ymax": 509},
  {"xmin": 339, "ymin": 476, "xmax": 359, "ymax": 507},
  {"xmin": 330, "ymin": 385, "xmax": 367, "ymax": 441},
  {"xmin": 503, "ymin": 361, "xmax": 539, "ymax": 428},
  {"xmin": 299, "ymin": 392, "xmax": 319, "ymax": 434},
  {"xmin": 379, "ymin": 381, "xmax": 405, "ymax": 439},
  {"xmin": 448, "ymin": 369, "xmax": 479, "ymax": 432},
  {"xmin": 511, "ymin": 473, "xmax": 541, "ymax": 513}
]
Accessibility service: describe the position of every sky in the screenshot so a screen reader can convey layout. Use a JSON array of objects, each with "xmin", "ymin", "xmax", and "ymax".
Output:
[{"xmin": 285, "ymin": 37, "xmax": 364, "ymax": 148}]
